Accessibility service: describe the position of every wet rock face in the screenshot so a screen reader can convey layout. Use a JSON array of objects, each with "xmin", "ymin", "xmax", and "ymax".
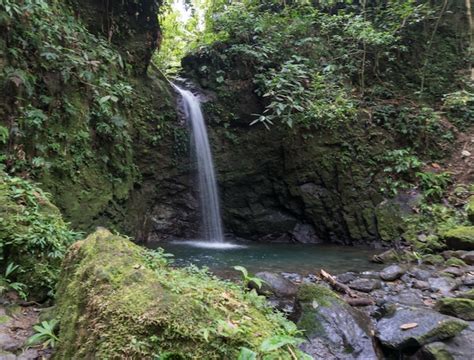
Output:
[
  {"xmin": 69, "ymin": 0, "xmax": 161, "ymax": 74},
  {"xmin": 295, "ymin": 284, "xmax": 380, "ymax": 360}
]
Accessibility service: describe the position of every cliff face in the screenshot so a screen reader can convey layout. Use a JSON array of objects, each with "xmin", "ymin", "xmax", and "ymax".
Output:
[{"xmin": 69, "ymin": 0, "xmax": 162, "ymax": 75}]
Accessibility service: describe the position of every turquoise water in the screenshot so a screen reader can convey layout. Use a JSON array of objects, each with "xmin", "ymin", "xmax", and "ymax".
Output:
[{"xmin": 156, "ymin": 241, "xmax": 381, "ymax": 277}]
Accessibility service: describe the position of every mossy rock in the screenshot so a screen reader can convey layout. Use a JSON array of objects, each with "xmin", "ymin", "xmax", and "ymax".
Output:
[
  {"xmin": 422, "ymin": 254, "xmax": 445, "ymax": 266},
  {"xmin": 54, "ymin": 229, "xmax": 303, "ymax": 359},
  {"xmin": 376, "ymin": 306, "xmax": 468, "ymax": 351},
  {"xmin": 442, "ymin": 226, "xmax": 474, "ymax": 251},
  {"xmin": 295, "ymin": 284, "xmax": 379, "ymax": 359},
  {"xmin": 445, "ymin": 257, "xmax": 467, "ymax": 267},
  {"xmin": 436, "ymin": 298, "xmax": 474, "ymax": 321},
  {"xmin": 457, "ymin": 289, "xmax": 474, "ymax": 300},
  {"xmin": 467, "ymin": 196, "xmax": 474, "ymax": 224}
]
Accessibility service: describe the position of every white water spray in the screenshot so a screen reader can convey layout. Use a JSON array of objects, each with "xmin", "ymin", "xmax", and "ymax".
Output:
[{"xmin": 174, "ymin": 84, "xmax": 225, "ymax": 243}]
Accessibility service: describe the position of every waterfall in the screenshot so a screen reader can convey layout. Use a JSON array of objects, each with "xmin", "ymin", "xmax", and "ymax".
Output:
[{"xmin": 174, "ymin": 84, "xmax": 225, "ymax": 242}]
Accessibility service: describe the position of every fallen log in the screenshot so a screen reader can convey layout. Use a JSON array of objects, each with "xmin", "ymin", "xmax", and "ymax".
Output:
[
  {"xmin": 320, "ymin": 269, "xmax": 357, "ymax": 298},
  {"xmin": 345, "ymin": 297, "xmax": 375, "ymax": 306}
]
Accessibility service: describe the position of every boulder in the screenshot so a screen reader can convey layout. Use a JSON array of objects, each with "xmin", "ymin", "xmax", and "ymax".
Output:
[
  {"xmin": 252, "ymin": 271, "xmax": 299, "ymax": 298},
  {"xmin": 296, "ymin": 284, "xmax": 380, "ymax": 360},
  {"xmin": 54, "ymin": 229, "xmax": 305, "ymax": 359},
  {"xmin": 380, "ymin": 264, "xmax": 405, "ymax": 281},
  {"xmin": 414, "ymin": 325, "xmax": 474, "ymax": 360},
  {"xmin": 436, "ymin": 298, "xmax": 474, "ymax": 320},
  {"xmin": 375, "ymin": 306, "xmax": 468, "ymax": 351},
  {"xmin": 443, "ymin": 226, "xmax": 474, "ymax": 251},
  {"xmin": 460, "ymin": 251, "xmax": 474, "ymax": 265}
]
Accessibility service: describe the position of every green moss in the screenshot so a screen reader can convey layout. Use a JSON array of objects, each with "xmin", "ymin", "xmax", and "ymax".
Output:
[
  {"xmin": 458, "ymin": 289, "xmax": 474, "ymax": 300},
  {"xmin": 297, "ymin": 284, "xmax": 342, "ymax": 306},
  {"xmin": 443, "ymin": 226, "xmax": 474, "ymax": 250},
  {"xmin": 436, "ymin": 298, "xmax": 474, "ymax": 321},
  {"xmin": 418, "ymin": 318, "xmax": 468, "ymax": 345},
  {"xmin": 423, "ymin": 342, "xmax": 454, "ymax": 360},
  {"xmin": 422, "ymin": 254, "xmax": 445, "ymax": 265},
  {"xmin": 0, "ymin": 315, "xmax": 10, "ymax": 324},
  {"xmin": 55, "ymin": 229, "xmax": 303, "ymax": 359},
  {"xmin": 445, "ymin": 257, "xmax": 467, "ymax": 267}
]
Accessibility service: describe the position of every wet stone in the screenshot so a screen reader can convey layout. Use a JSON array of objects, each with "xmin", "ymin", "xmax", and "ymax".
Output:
[
  {"xmin": 428, "ymin": 277, "xmax": 457, "ymax": 295},
  {"xmin": 410, "ymin": 268, "xmax": 432, "ymax": 281},
  {"xmin": 348, "ymin": 278, "xmax": 382, "ymax": 293},
  {"xmin": 336, "ymin": 272, "xmax": 358, "ymax": 284},
  {"xmin": 380, "ymin": 265, "xmax": 405, "ymax": 281}
]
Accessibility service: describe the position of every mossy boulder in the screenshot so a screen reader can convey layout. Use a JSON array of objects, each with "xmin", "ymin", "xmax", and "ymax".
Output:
[
  {"xmin": 375, "ymin": 306, "xmax": 468, "ymax": 351},
  {"xmin": 436, "ymin": 298, "xmax": 474, "ymax": 321},
  {"xmin": 54, "ymin": 229, "xmax": 305, "ymax": 359},
  {"xmin": 443, "ymin": 226, "xmax": 474, "ymax": 251},
  {"xmin": 0, "ymin": 172, "xmax": 77, "ymax": 298},
  {"xmin": 295, "ymin": 284, "xmax": 379, "ymax": 359}
]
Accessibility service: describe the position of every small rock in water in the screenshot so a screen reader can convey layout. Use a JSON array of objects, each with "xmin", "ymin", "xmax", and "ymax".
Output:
[
  {"xmin": 348, "ymin": 278, "xmax": 382, "ymax": 293},
  {"xmin": 380, "ymin": 264, "xmax": 405, "ymax": 281}
]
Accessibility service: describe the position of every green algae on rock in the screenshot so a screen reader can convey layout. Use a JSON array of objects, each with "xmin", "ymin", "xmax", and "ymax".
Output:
[
  {"xmin": 436, "ymin": 298, "xmax": 474, "ymax": 321},
  {"xmin": 54, "ymin": 229, "xmax": 306, "ymax": 359},
  {"xmin": 443, "ymin": 226, "xmax": 474, "ymax": 251}
]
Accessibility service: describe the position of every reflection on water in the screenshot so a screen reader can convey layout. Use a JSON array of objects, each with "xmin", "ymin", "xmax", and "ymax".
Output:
[{"xmin": 153, "ymin": 240, "xmax": 381, "ymax": 277}]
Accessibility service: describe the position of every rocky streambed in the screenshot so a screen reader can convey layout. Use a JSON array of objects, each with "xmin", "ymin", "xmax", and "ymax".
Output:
[
  {"xmin": 253, "ymin": 256, "xmax": 474, "ymax": 359},
  {"xmin": 1, "ymin": 236, "xmax": 473, "ymax": 359}
]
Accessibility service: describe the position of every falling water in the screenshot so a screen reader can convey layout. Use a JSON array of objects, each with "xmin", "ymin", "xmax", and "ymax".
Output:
[{"xmin": 174, "ymin": 84, "xmax": 224, "ymax": 243}]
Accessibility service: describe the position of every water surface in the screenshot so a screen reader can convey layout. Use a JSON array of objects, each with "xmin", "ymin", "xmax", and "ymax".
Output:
[{"xmin": 157, "ymin": 240, "xmax": 381, "ymax": 277}]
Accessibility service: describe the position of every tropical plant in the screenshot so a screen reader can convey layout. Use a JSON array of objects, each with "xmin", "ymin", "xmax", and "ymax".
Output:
[
  {"xmin": 416, "ymin": 171, "xmax": 452, "ymax": 201},
  {"xmin": 233, "ymin": 266, "xmax": 264, "ymax": 289},
  {"xmin": 26, "ymin": 319, "xmax": 59, "ymax": 349},
  {"xmin": 0, "ymin": 263, "xmax": 27, "ymax": 300}
]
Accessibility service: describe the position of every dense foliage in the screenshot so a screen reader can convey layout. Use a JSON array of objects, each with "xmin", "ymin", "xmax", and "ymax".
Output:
[
  {"xmin": 0, "ymin": 0, "xmax": 135, "ymax": 179},
  {"xmin": 0, "ymin": 171, "xmax": 79, "ymax": 298}
]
